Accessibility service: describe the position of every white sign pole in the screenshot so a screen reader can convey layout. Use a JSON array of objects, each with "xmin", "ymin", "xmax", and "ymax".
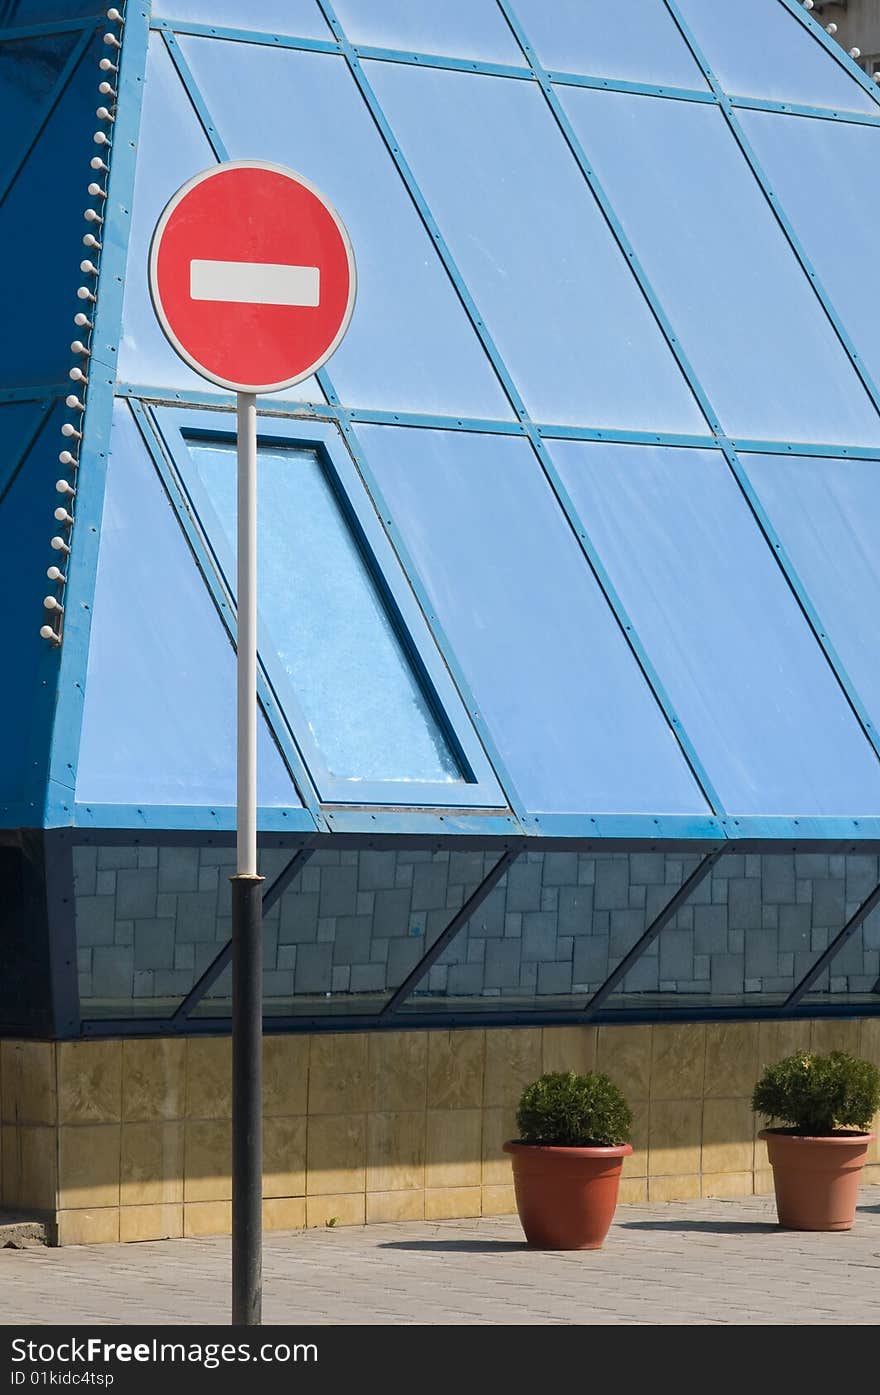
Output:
[
  {"xmin": 237, "ymin": 390, "xmax": 258, "ymax": 881},
  {"xmin": 231, "ymin": 389, "xmax": 263, "ymax": 1326}
]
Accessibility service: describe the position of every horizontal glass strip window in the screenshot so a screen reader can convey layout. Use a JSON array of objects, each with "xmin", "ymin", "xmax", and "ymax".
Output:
[
  {"xmin": 674, "ymin": 0, "xmax": 878, "ymax": 114},
  {"xmin": 603, "ymin": 852, "xmax": 860, "ymax": 1011},
  {"xmin": 397, "ymin": 851, "xmax": 701, "ymax": 1013},
  {"xmin": 74, "ymin": 845, "xmax": 497, "ymax": 1020}
]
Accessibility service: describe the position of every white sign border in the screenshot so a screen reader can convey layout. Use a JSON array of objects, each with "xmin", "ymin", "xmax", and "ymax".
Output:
[{"xmin": 148, "ymin": 159, "xmax": 357, "ymax": 395}]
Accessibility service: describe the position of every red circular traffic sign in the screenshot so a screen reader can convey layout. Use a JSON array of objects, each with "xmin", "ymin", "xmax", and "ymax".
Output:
[{"xmin": 149, "ymin": 160, "xmax": 356, "ymax": 394}]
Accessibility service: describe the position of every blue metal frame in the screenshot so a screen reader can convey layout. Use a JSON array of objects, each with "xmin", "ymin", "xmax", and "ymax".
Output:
[
  {"xmin": 44, "ymin": 3, "xmax": 153, "ymax": 830},
  {"xmin": 149, "ymin": 404, "xmax": 507, "ymax": 812},
  {"xmin": 116, "ymin": 383, "xmax": 880, "ymax": 462}
]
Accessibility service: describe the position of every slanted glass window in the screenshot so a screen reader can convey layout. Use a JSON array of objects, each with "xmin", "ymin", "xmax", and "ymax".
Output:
[
  {"xmin": 739, "ymin": 110, "xmax": 880, "ymax": 395},
  {"xmin": 180, "ymin": 38, "xmax": 512, "ymax": 419},
  {"xmin": 77, "ymin": 402, "xmax": 301, "ymax": 811},
  {"xmin": 513, "ymin": 0, "xmax": 708, "ymax": 90},
  {"xmin": 674, "ymin": 0, "xmax": 879, "ymax": 113},
  {"xmin": 184, "ymin": 437, "xmax": 461, "ymax": 788},
  {"xmin": 557, "ymin": 87, "xmax": 880, "ymax": 446},
  {"xmin": 332, "ymin": 0, "xmax": 525, "ymax": 65},
  {"xmin": 363, "ymin": 59, "xmax": 708, "ymax": 433},
  {"xmin": 743, "ymin": 452, "xmax": 880, "ymax": 733},
  {"xmin": 549, "ymin": 439, "xmax": 880, "ymax": 817},
  {"xmin": 360, "ymin": 423, "xmax": 709, "ymax": 818}
]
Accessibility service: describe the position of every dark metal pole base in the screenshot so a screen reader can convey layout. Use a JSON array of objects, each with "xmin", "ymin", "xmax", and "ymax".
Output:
[{"xmin": 231, "ymin": 872, "xmax": 264, "ymax": 1327}]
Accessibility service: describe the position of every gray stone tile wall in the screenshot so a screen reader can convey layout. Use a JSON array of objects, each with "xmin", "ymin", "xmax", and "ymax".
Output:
[{"xmin": 73, "ymin": 846, "xmax": 880, "ymax": 1011}]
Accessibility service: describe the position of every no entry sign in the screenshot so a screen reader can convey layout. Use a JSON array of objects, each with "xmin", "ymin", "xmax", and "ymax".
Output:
[{"xmin": 149, "ymin": 160, "xmax": 356, "ymax": 393}]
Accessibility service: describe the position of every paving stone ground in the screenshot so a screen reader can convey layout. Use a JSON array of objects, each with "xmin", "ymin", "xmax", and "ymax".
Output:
[{"xmin": 1, "ymin": 1193, "xmax": 879, "ymax": 1326}]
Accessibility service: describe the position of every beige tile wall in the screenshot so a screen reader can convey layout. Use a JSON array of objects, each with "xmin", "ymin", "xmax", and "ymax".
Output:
[{"xmin": 1, "ymin": 1019, "xmax": 878, "ymax": 1244}]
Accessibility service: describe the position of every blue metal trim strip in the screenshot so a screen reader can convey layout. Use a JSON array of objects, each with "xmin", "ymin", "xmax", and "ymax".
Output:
[
  {"xmin": 0, "ymin": 24, "xmax": 95, "ymax": 211},
  {"xmin": 43, "ymin": 9, "xmax": 152, "ymax": 829},
  {"xmin": 775, "ymin": 0, "xmax": 880, "ymax": 111},
  {"xmin": 130, "ymin": 400, "xmax": 326, "ymax": 828},
  {"xmin": 150, "ymin": 15, "xmax": 339, "ymax": 54},
  {"xmin": 733, "ymin": 438, "xmax": 880, "ymax": 460},
  {"xmin": 117, "ymin": 388, "xmax": 880, "ymax": 460},
  {"xmin": 352, "ymin": 43, "xmax": 530, "ymax": 81},
  {"xmin": 314, "ymin": 0, "xmax": 724, "ymax": 822},
  {"xmin": 323, "ymin": 809, "xmax": 521, "ymax": 838},
  {"xmin": 71, "ymin": 802, "xmax": 317, "ymax": 832},
  {"xmin": 150, "ymin": 13, "xmax": 880, "ymax": 125},
  {"xmin": 665, "ymin": 0, "xmax": 880, "ymax": 428},
  {"xmin": 0, "ymin": 18, "xmax": 95, "ymax": 41},
  {"xmin": 149, "ymin": 404, "xmax": 508, "ymax": 812},
  {"xmin": 730, "ymin": 94, "xmax": 880, "ymax": 126},
  {"xmin": 546, "ymin": 68, "xmax": 714, "ymax": 104},
  {"xmin": 77, "ymin": 997, "xmax": 880, "ymax": 1039}
]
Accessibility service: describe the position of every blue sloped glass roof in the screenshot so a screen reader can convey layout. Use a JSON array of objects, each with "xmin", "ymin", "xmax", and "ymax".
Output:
[{"xmin": 5, "ymin": 0, "xmax": 880, "ymax": 846}]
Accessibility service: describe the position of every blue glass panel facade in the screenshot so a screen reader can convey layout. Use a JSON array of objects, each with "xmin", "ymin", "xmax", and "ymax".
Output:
[
  {"xmin": 76, "ymin": 403, "xmax": 300, "ymax": 809},
  {"xmin": 117, "ymin": 36, "xmax": 324, "ymax": 400},
  {"xmin": 180, "ymin": 37, "xmax": 512, "ymax": 419},
  {"xmin": 559, "ymin": 86, "xmax": 880, "ymax": 446},
  {"xmin": 744, "ymin": 452, "xmax": 880, "ymax": 735},
  {"xmin": 741, "ymin": 109, "xmax": 880, "ymax": 396},
  {"xmin": 332, "ymin": 0, "xmax": 524, "ymax": 65},
  {"xmin": 364, "ymin": 58, "xmax": 707, "ymax": 432},
  {"xmin": 674, "ymin": 0, "xmax": 878, "ymax": 112},
  {"xmin": 182, "ymin": 437, "xmax": 463, "ymax": 787},
  {"xmin": 360, "ymin": 424, "xmax": 709, "ymax": 817},
  {"xmin": 552, "ymin": 438, "xmax": 880, "ymax": 816},
  {"xmin": 512, "ymin": 0, "xmax": 708, "ymax": 89},
  {"xmin": 151, "ymin": 0, "xmax": 331, "ymax": 38}
]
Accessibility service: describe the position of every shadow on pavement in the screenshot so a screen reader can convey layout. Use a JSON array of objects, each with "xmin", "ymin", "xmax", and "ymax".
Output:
[
  {"xmin": 619, "ymin": 1220, "xmax": 779, "ymax": 1235},
  {"xmin": 379, "ymin": 1240, "xmax": 529, "ymax": 1253}
]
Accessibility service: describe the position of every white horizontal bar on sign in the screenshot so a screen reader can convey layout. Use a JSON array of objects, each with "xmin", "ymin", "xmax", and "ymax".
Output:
[{"xmin": 189, "ymin": 258, "xmax": 321, "ymax": 307}]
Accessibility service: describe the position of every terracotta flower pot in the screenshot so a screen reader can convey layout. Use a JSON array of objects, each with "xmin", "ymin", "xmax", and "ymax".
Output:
[
  {"xmin": 503, "ymin": 1140, "xmax": 632, "ymax": 1250},
  {"xmin": 759, "ymin": 1128, "xmax": 874, "ymax": 1231}
]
